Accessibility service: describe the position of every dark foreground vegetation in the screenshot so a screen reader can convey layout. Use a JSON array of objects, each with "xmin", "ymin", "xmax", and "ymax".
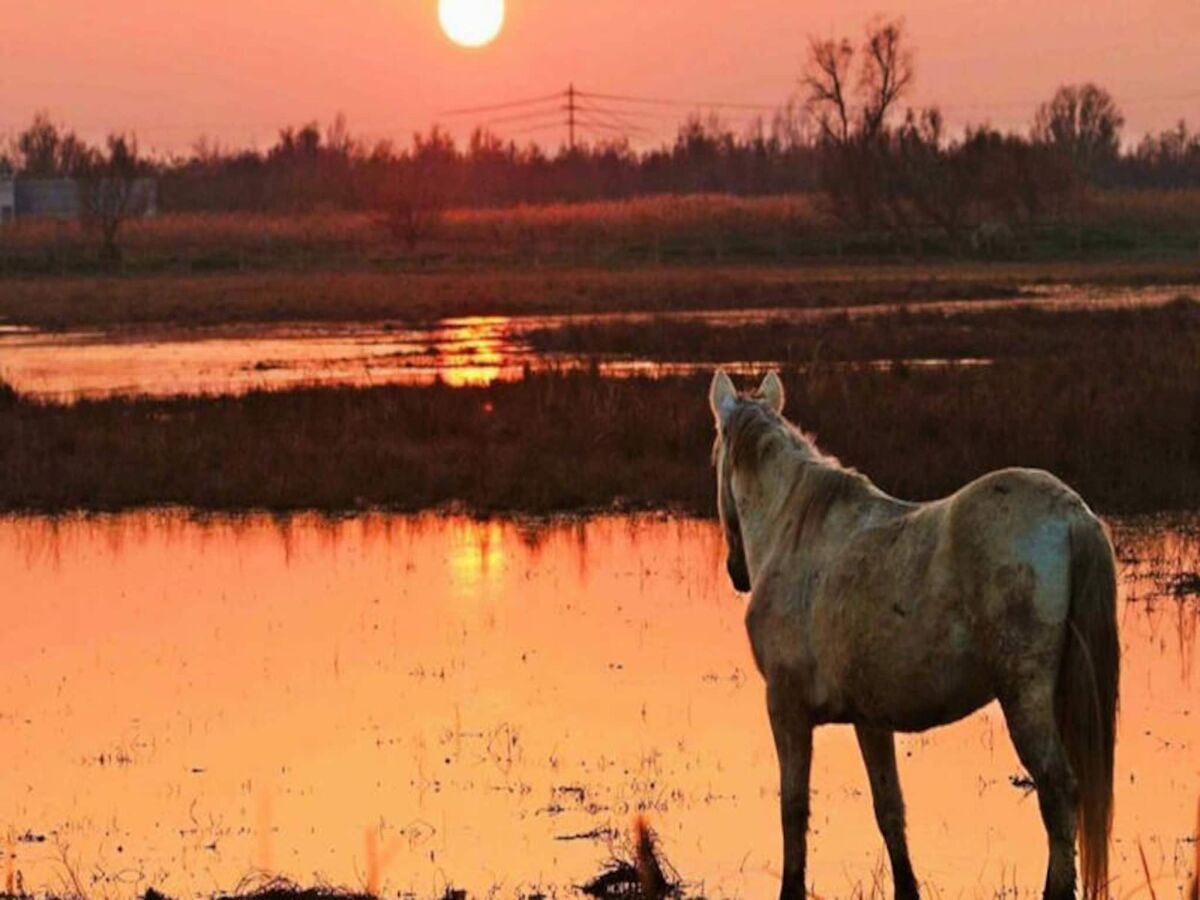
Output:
[{"xmin": 2, "ymin": 294, "xmax": 1196, "ymax": 515}]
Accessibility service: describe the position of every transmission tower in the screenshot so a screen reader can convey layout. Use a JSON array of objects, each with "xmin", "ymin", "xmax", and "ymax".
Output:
[{"xmin": 567, "ymin": 83, "xmax": 577, "ymax": 150}]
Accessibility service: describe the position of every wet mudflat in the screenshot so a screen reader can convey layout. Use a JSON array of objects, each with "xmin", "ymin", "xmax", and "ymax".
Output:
[
  {"xmin": 2, "ymin": 513, "xmax": 1196, "ymax": 899},
  {"xmin": 0, "ymin": 284, "xmax": 1192, "ymax": 401}
]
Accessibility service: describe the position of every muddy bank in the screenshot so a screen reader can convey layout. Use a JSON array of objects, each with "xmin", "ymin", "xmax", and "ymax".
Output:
[
  {"xmin": 525, "ymin": 291, "xmax": 1200, "ymax": 364},
  {"xmin": 3, "ymin": 258, "xmax": 1200, "ymax": 332}
]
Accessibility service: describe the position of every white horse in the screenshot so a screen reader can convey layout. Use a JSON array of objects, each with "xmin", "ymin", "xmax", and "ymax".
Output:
[{"xmin": 709, "ymin": 370, "xmax": 1118, "ymax": 900}]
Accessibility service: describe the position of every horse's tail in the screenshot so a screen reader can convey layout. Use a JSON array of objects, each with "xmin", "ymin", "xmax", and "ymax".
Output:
[{"xmin": 1058, "ymin": 515, "xmax": 1120, "ymax": 899}]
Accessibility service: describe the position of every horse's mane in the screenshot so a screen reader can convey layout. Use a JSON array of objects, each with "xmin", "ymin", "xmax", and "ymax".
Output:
[{"xmin": 717, "ymin": 400, "xmax": 872, "ymax": 541}]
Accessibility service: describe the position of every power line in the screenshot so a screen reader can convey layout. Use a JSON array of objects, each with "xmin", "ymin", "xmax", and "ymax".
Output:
[
  {"xmin": 440, "ymin": 86, "xmax": 785, "ymax": 147},
  {"xmin": 440, "ymin": 90, "xmax": 565, "ymax": 117},
  {"xmin": 573, "ymin": 104, "xmax": 743, "ymax": 123},
  {"xmin": 575, "ymin": 118, "xmax": 634, "ymax": 134},
  {"xmin": 576, "ymin": 89, "xmax": 777, "ymax": 112},
  {"xmin": 506, "ymin": 120, "xmax": 569, "ymax": 138},
  {"xmin": 5, "ymin": 82, "xmax": 1196, "ymax": 149},
  {"xmin": 575, "ymin": 103, "xmax": 654, "ymax": 137},
  {"xmin": 478, "ymin": 105, "xmax": 567, "ymax": 127}
]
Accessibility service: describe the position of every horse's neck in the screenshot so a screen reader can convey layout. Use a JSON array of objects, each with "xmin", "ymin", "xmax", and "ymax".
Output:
[
  {"xmin": 737, "ymin": 448, "xmax": 900, "ymax": 575},
  {"xmin": 737, "ymin": 452, "xmax": 846, "ymax": 569}
]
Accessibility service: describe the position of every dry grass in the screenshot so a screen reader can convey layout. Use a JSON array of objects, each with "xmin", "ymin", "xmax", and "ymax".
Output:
[
  {"xmin": 526, "ymin": 293, "xmax": 1200, "ymax": 363},
  {"xmin": 0, "ymin": 194, "xmax": 833, "ymax": 272},
  {"xmin": 0, "ymin": 195, "xmax": 828, "ymax": 274},
  {"xmin": 1, "ymin": 797, "xmax": 1195, "ymax": 900},
  {"xmin": 0, "ymin": 265, "xmax": 1024, "ymax": 330},
  {"xmin": 210, "ymin": 878, "xmax": 371, "ymax": 900},
  {"xmin": 1190, "ymin": 795, "xmax": 1199, "ymax": 900},
  {"xmin": 1089, "ymin": 189, "xmax": 1200, "ymax": 230},
  {"xmin": 1, "ymin": 189, "xmax": 1199, "ymax": 275},
  {"xmin": 579, "ymin": 816, "xmax": 680, "ymax": 900},
  {"xmin": 3, "ymin": 260, "xmax": 1200, "ymax": 331}
]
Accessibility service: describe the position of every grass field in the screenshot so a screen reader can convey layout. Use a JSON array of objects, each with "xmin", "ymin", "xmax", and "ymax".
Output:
[
  {"xmin": 2, "ymin": 189, "xmax": 1200, "ymax": 277},
  {"xmin": 2, "ymin": 259, "xmax": 1199, "ymax": 331},
  {"xmin": 1, "ymin": 189, "xmax": 1198, "ymax": 334}
]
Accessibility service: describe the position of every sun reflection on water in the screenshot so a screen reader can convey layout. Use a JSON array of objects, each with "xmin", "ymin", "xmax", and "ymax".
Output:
[{"xmin": 447, "ymin": 518, "xmax": 507, "ymax": 591}]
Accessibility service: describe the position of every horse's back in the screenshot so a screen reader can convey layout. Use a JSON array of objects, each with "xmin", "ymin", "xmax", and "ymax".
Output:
[
  {"xmin": 797, "ymin": 468, "xmax": 1102, "ymax": 730},
  {"xmin": 946, "ymin": 467, "xmax": 1094, "ymax": 546}
]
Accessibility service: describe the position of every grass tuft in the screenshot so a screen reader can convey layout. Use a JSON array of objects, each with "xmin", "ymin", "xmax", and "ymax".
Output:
[
  {"xmin": 0, "ymin": 377, "xmax": 19, "ymax": 409},
  {"xmin": 1190, "ymin": 795, "xmax": 1199, "ymax": 900},
  {"xmin": 579, "ymin": 817, "xmax": 680, "ymax": 900},
  {"xmin": 213, "ymin": 876, "xmax": 370, "ymax": 900}
]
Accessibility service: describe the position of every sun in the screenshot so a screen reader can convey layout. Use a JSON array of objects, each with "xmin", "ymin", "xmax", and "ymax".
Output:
[{"xmin": 439, "ymin": 0, "xmax": 505, "ymax": 49}]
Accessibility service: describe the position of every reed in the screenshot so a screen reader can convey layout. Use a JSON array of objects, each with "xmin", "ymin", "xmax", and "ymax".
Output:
[
  {"xmin": 525, "ymin": 293, "xmax": 1200, "ymax": 364},
  {"xmin": 0, "ymin": 338, "xmax": 1195, "ymax": 515},
  {"xmin": 1, "ymin": 189, "xmax": 1199, "ymax": 275},
  {"xmin": 1190, "ymin": 794, "xmax": 1199, "ymax": 900}
]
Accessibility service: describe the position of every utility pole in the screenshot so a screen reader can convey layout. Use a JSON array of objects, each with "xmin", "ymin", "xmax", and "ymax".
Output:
[{"xmin": 567, "ymin": 83, "xmax": 576, "ymax": 151}]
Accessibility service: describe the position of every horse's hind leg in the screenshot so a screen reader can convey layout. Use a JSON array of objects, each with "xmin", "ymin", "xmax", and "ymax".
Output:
[
  {"xmin": 768, "ymin": 682, "xmax": 813, "ymax": 900},
  {"xmin": 855, "ymin": 725, "xmax": 920, "ymax": 900},
  {"xmin": 1000, "ymin": 688, "xmax": 1079, "ymax": 900}
]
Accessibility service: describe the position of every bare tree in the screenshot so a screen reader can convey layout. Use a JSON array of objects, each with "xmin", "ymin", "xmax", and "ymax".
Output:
[
  {"xmin": 803, "ymin": 37, "xmax": 855, "ymax": 144},
  {"xmin": 1033, "ymin": 84, "xmax": 1124, "ymax": 179},
  {"xmin": 77, "ymin": 133, "xmax": 151, "ymax": 263},
  {"xmin": 859, "ymin": 19, "xmax": 916, "ymax": 141},
  {"xmin": 376, "ymin": 169, "xmax": 445, "ymax": 254},
  {"xmin": 802, "ymin": 18, "xmax": 916, "ymax": 235},
  {"xmin": 375, "ymin": 127, "xmax": 459, "ymax": 255},
  {"xmin": 803, "ymin": 17, "xmax": 914, "ymax": 146}
]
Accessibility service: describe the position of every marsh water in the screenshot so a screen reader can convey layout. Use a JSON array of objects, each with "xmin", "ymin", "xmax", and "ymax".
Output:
[
  {"xmin": 0, "ymin": 284, "xmax": 1189, "ymax": 400},
  {"xmin": 2, "ymin": 512, "xmax": 1197, "ymax": 899}
]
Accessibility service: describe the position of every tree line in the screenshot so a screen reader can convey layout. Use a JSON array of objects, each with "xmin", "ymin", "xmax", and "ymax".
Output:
[{"xmin": 2, "ymin": 18, "xmax": 1199, "ymax": 242}]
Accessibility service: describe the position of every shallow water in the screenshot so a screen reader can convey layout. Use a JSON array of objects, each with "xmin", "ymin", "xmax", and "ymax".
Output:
[
  {"xmin": 0, "ymin": 284, "xmax": 1188, "ymax": 400},
  {"xmin": 1, "ymin": 512, "xmax": 1197, "ymax": 899}
]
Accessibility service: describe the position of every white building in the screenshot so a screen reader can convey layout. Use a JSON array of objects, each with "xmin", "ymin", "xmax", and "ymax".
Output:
[
  {"xmin": 0, "ymin": 176, "xmax": 158, "ymax": 221},
  {"xmin": 0, "ymin": 175, "xmax": 14, "ymax": 222}
]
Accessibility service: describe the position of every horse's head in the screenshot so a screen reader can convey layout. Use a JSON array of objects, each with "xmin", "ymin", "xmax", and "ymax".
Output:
[{"xmin": 709, "ymin": 369, "xmax": 785, "ymax": 594}]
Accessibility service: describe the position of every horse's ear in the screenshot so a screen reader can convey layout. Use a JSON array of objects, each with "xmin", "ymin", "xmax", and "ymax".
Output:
[
  {"xmin": 709, "ymin": 369, "xmax": 737, "ymax": 425},
  {"xmin": 759, "ymin": 371, "xmax": 785, "ymax": 414}
]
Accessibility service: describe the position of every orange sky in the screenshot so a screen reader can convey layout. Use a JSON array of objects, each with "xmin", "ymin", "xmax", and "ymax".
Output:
[{"xmin": 2, "ymin": 0, "xmax": 1198, "ymax": 155}]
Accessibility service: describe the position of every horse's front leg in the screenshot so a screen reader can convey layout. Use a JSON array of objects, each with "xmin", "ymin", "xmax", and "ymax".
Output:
[
  {"xmin": 767, "ymin": 680, "xmax": 813, "ymax": 900},
  {"xmin": 855, "ymin": 725, "xmax": 920, "ymax": 900}
]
